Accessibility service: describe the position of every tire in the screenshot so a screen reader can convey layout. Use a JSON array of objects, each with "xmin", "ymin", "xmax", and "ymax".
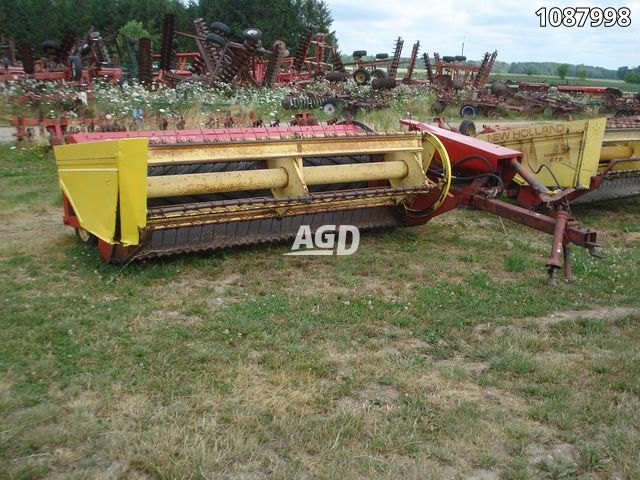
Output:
[
  {"xmin": 455, "ymin": 55, "xmax": 467, "ymax": 62},
  {"xmin": 442, "ymin": 55, "xmax": 456, "ymax": 63},
  {"xmin": 70, "ymin": 55, "xmax": 83, "ymax": 81},
  {"xmin": 460, "ymin": 104, "xmax": 477, "ymax": 117},
  {"xmin": 75, "ymin": 228, "xmax": 97, "ymax": 246},
  {"xmin": 206, "ymin": 33, "xmax": 226, "ymax": 48},
  {"xmin": 79, "ymin": 43, "xmax": 91, "ymax": 56},
  {"xmin": 352, "ymin": 50, "xmax": 367, "ymax": 57},
  {"xmin": 375, "ymin": 53, "xmax": 389, "ymax": 60},
  {"xmin": 322, "ymin": 99, "xmax": 339, "ymax": 116},
  {"xmin": 458, "ymin": 120, "xmax": 476, "ymax": 136},
  {"xmin": 243, "ymin": 28, "xmax": 262, "ymax": 43},
  {"xmin": 210, "ymin": 22, "xmax": 231, "ymax": 37},
  {"xmin": 41, "ymin": 39, "xmax": 62, "ymax": 53},
  {"xmin": 371, "ymin": 69, "xmax": 386, "ymax": 79},
  {"xmin": 352, "ymin": 68, "xmax": 370, "ymax": 85},
  {"xmin": 431, "ymin": 101, "xmax": 445, "ymax": 114}
]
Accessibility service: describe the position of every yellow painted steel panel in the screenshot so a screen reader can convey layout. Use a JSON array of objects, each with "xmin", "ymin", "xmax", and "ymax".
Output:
[
  {"xmin": 147, "ymin": 168, "xmax": 289, "ymax": 198},
  {"xmin": 303, "ymin": 161, "xmax": 408, "ymax": 185},
  {"xmin": 478, "ymin": 119, "xmax": 607, "ymax": 189},
  {"xmin": 146, "ymin": 134, "xmax": 423, "ymax": 165},
  {"xmin": 54, "ymin": 139, "xmax": 148, "ymax": 245},
  {"xmin": 116, "ymin": 139, "xmax": 149, "ymax": 246},
  {"xmin": 55, "ymin": 141, "xmax": 121, "ymax": 243}
]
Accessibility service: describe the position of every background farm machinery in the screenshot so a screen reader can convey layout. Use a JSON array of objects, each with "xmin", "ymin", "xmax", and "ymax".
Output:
[
  {"xmin": 152, "ymin": 14, "xmax": 340, "ymax": 88},
  {"xmin": 423, "ymin": 50, "xmax": 498, "ymax": 91},
  {"xmin": 338, "ymin": 37, "xmax": 421, "ymax": 88},
  {"xmin": 2, "ymin": 31, "xmax": 124, "ymax": 85}
]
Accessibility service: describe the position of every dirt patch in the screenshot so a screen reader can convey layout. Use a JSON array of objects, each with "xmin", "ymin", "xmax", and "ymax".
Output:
[
  {"xmin": 337, "ymin": 384, "xmax": 400, "ymax": 412},
  {"xmin": 393, "ymin": 336, "xmax": 429, "ymax": 354},
  {"xmin": 463, "ymin": 469, "xmax": 499, "ymax": 480},
  {"xmin": 0, "ymin": 206, "xmax": 67, "ymax": 251},
  {"xmin": 540, "ymin": 306, "xmax": 640, "ymax": 325},
  {"xmin": 526, "ymin": 443, "xmax": 578, "ymax": 469},
  {"xmin": 436, "ymin": 357, "xmax": 490, "ymax": 375}
]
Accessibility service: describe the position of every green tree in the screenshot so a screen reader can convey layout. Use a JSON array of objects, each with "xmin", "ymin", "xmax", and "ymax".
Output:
[
  {"xmin": 557, "ymin": 63, "xmax": 569, "ymax": 80},
  {"xmin": 625, "ymin": 71, "xmax": 640, "ymax": 84},
  {"xmin": 578, "ymin": 68, "xmax": 587, "ymax": 80}
]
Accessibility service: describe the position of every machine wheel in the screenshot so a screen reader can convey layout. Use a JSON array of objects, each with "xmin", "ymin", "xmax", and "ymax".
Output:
[
  {"xmin": 458, "ymin": 120, "xmax": 476, "ymax": 136},
  {"xmin": 352, "ymin": 50, "xmax": 367, "ymax": 57},
  {"xmin": 242, "ymin": 28, "xmax": 262, "ymax": 42},
  {"xmin": 70, "ymin": 55, "xmax": 83, "ymax": 81},
  {"xmin": 455, "ymin": 55, "xmax": 467, "ymax": 62},
  {"xmin": 210, "ymin": 21, "xmax": 231, "ymax": 37},
  {"xmin": 375, "ymin": 53, "xmax": 389, "ymax": 60},
  {"xmin": 75, "ymin": 228, "xmax": 97, "ymax": 246},
  {"xmin": 352, "ymin": 68, "xmax": 370, "ymax": 85},
  {"xmin": 41, "ymin": 39, "xmax": 62, "ymax": 53},
  {"xmin": 403, "ymin": 131, "xmax": 452, "ymax": 216},
  {"xmin": 322, "ymin": 99, "xmax": 339, "ymax": 116},
  {"xmin": 206, "ymin": 33, "xmax": 226, "ymax": 48},
  {"xmin": 460, "ymin": 104, "xmax": 477, "ymax": 117},
  {"xmin": 442, "ymin": 55, "xmax": 456, "ymax": 63},
  {"xmin": 371, "ymin": 69, "xmax": 386, "ymax": 79},
  {"xmin": 79, "ymin": 43, "xmax": 91, "ymax": 56}
]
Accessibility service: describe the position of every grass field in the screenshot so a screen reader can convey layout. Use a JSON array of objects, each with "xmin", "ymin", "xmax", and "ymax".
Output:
[{"xmin": 1, "ymin": 144, "xmax": 639, "ymax": 479}]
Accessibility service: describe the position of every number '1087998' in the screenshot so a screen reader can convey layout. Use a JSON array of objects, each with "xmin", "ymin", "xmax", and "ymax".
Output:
[{"xmin": 535, "ymin": 7, "xmax": 631, "ymax": 27}]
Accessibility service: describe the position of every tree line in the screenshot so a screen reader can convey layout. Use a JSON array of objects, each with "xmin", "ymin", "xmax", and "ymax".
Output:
[{"xmin": 0, "ymin": 0, "xmax": 333, "ymax": 57}]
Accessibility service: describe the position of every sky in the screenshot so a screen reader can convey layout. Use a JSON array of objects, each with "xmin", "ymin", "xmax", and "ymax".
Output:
[{"xmin": 324, "ymin": 0, "xmax": 640, "ymax": 69}]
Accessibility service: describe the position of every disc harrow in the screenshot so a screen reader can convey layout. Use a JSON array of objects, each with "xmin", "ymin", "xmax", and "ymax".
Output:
[
  {"xmin": 387, "ymin": 37, "xmax": 404, "ymax": 78},
  {"xmin": 403, "ymin": 41, "xmax": 420, "ymax": 83},
  {"xmin": 422, "ymin": 53, "xmax": 434, "ymax": 83},
  {"xmin": 160, "ymin": 13, "xmax": 176, "ymax": 71},
  {"xmin": 137, "ymin": 37, "xmax": 154, "ymax": 85},
  {"xmin": 263, "ymin": 40, "xmax": 286, "ymax": 87},
  {"xmin": 293, "ymin": 30, "xmax": 313, "ymax": 72}
]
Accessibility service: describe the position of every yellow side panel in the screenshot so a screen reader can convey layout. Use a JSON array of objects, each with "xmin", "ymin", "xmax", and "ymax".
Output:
[
  {"xmin": 54, "ymin": 138, "xmax": 148, "ymax": 246},
  {"xmin": 58, "ymin": 168, "xmax": 119, "ymax": 243},
  {"xmin": 478, "ymin": 119, "xmax": 606, "ymax": 189},
  {"xmin": 116, "ymin": 139, "xmax": 148, "ymax": 246}
]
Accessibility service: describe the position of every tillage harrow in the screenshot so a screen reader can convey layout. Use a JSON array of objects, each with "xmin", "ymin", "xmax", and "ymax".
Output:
[{"xmin": 54, "ymin": 122, "xmax": 600, "ymax": 283}]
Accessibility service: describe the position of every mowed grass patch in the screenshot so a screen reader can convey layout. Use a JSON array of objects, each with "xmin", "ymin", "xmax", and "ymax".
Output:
[{"xmin": 1, "ymin": 148, "xmax": 639, "ymax": 479}]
